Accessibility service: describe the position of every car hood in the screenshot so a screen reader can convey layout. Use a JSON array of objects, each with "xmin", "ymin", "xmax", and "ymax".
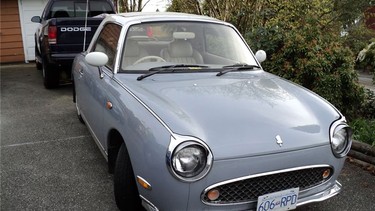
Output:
[{"xmin": 117, "ymin": 71, "xmax": 340, "ymax": 160}]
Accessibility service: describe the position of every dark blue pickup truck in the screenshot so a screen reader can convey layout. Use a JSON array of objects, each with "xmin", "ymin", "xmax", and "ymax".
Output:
[{"xmin": 31, "ymin": 0, "xmax": 116, "ymax": 88}]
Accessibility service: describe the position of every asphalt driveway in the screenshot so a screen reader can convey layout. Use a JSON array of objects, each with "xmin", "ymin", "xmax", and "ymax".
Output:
[{"xmin": 1, "ymin": 63, "xmax": 374, "ymax": 211}]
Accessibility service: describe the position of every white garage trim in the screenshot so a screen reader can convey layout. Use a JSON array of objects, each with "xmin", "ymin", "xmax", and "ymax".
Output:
[{"xmin": 18, "ymin": 0, "xmax": 48, "ymax": 62}]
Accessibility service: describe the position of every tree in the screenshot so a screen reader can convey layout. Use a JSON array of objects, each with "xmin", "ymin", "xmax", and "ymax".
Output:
[
  {"xmin": 244, "ymin": 0, "xmax": 368, "ymax": 119},
  {"xmin": 167, "ymin": 0, "xmax": 374, "ymax": 119},
  {"xmin": 167, "ymin": 0, "xmax": 202, "ymax": 14},
  {"xmin": 167, "ymin": 0, "xmax": 375, "ymax": 35},
  {"xmin": 332, "ymin": 0, "xmax": 375, "ymax": 29},
  {"xmin": 168, "ymin": 0, "xmax": 269, "ymax": 34},
  {"xmin": 114, "ymin": 0, "xmax": 151, "ymax": 12}
]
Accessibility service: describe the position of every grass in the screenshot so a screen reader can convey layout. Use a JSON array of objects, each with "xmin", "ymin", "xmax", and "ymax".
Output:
[{"xmin": 350, "ymin": 118, "xmax": 375, "ymax": 147}]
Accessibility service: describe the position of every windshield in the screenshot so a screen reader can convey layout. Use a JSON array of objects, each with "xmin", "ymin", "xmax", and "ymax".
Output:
[
  {"xmin": 48, "ymin": 0, "xmax": 114, "ymax": 18},
  {"xmin": 120, "ymin": 21, "xmax": 258, "ymax": 72}
]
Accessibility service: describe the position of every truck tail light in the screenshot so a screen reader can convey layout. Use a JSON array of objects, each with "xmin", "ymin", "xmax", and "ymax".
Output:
[{"xmin": 48, "ymin": 26, "xmax": 57, "ymax": 44}]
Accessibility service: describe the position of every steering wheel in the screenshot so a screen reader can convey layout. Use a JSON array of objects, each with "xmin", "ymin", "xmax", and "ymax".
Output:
[{"xmin": 133, "ymin": 56, "xmax": 166, "ymax": 65}]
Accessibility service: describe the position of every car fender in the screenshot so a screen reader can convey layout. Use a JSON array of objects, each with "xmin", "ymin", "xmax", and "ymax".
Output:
[{"xmin": 102, "ymin": 75, "xmax": 190, "ymax": 210}]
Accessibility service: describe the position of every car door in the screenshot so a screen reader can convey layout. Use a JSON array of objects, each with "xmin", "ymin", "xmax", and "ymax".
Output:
[{"xmin": 81, "ymin": 23, "xmax": 122, "ymax": 150}]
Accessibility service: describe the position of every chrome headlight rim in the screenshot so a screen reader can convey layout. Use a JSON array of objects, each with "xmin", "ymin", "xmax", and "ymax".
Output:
[
  {"xmin": 330, "ymin": 118, "xmax": 352, "ymax": 158},
  {"xmin": 167, "ymin": 134, "xmax": 213, "ymax": 182}
]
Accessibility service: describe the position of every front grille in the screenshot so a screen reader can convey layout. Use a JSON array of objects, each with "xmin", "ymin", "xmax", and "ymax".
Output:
[{"xmin": 202, "ymin": 166, "xmax": 333, "ymax": 205}]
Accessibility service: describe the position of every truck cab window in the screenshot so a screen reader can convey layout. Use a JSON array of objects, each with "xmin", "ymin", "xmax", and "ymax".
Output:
[{"xmin": 48, "ymin": 0, "xmax": 114, "ymax": 18}]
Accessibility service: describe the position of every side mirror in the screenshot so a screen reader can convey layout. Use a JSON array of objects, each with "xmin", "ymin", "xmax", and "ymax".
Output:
[
  {"xmin": 85, "ymin": 52, "xmax": 109, "ymax": 79},
  {"xmin": 255, "ymin": 50, "xmax": 267, "ymax": 63},
  {"xmin": 85, "ymin": 52, "xmax": 108, "ymax": 67},
  {"xmin": 31, "ymin": 16, "xmax": 41, "ymax": 23}
]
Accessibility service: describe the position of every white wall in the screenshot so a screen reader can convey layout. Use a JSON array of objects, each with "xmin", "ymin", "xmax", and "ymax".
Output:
[{"xmin": 18, "ymin": 0, "xmax": 48, "ymax": 62}]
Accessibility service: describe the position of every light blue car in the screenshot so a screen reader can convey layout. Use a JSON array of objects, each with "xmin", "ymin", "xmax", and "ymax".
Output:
[{"xmin": 72, "ymin": 12, "xmax": 352, "ymax": 211}]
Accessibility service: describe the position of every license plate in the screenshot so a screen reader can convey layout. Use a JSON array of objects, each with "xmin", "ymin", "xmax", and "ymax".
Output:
[{"xmin": 256, "ymin": 188, "xmax": 299, "ymax": 211}]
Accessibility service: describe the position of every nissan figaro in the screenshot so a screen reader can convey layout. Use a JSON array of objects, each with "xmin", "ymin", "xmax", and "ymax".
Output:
[{"xmin": 72, "ymin": 12, "xmax": 352, "ymax": 211}]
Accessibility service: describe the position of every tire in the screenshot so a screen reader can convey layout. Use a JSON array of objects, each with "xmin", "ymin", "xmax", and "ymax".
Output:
[
  {"xmin": 42, "ymin": 57, "xmax": 59, "ymax": 89},
  {"xmin": 114, "ymin": 143, "xmax": 143, "ymax": 211},
  {"xmin": 35, "ymin": 46, "xmax": 42, "ymax": 70},
  {"xmin": 75, "ymin": 93, "xmax": 84, "ymax": 124},
  {"xmin": 73, "ymin": 81, "xmax": 84, "ymax": 124},
  {"xmin": 36, "ymin": 61, "xmax": 42, "ymax": 71}
]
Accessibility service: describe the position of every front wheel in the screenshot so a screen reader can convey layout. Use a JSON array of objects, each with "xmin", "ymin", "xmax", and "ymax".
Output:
[
  {"xmin": 114, "ymin": 143, "xmax": 143, "ymax": 211},
  {"xmin": 75, "ymin": 94, "xmax": 84, "ymax": 124}
]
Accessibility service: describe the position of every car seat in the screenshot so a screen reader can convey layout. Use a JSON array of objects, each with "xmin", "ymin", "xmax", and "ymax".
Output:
[
  {"xmin": 161, "ymin": 32, "xmax": 203, "ymax": 64},
  {"xmin": 122, "ymin": 39, "xmax": 149, "ymax": 68}
]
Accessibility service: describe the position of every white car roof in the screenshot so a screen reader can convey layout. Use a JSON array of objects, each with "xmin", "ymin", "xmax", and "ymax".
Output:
[{"xmin": 106, "ymin": 12, "xmax": 228, "ymax": 25}]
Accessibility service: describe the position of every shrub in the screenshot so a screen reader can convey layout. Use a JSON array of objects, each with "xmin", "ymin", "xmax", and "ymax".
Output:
[
  {"xmin": 359, "ymin": 88, "xmax": 375, "ymax": 119},
  {"xmin": 356, "ymin": 40, "xmax": 375, "ymax": 77},
  {"xmin": 351, "ymin": 118, "xmax": 375, "ymax": 146},
  {"xmin": 342, "ymin": 23, "xmax": 375, "ymax": 60},
  {"xmin": 246, "ymin": 23, "xmax": 366, "ymax": 119}
]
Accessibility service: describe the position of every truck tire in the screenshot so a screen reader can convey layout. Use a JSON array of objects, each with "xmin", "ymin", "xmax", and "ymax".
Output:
[
  {"xmin": 42, "ymin": 57, "xmax": 59, "ymax": 89},
  {"xmin": 35, "ymin": 46, "xmax": 42, "ymax": 70},
  {"xmin": 36, "ymin": 60, "xmax": 42, "ymax": 71},
  {"xmin": 114, "ymin": 143, "xmax": 143, "ymax": 211}
]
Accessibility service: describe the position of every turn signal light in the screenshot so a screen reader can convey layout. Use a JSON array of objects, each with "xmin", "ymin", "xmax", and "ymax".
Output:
[
  {"xmin": 106, "ymin": 101, "xmax": 113, "ymax": 110},
  {"xmin": 322, "ymin": 169, "xmax": 331, "ymax": 179},
  {"xmin": 137, "ymin": 176, "xmax": 152, "ymax": 190},
  {"xmin": 207, "ymin": 188, "xmax": 220, "ymax": 201}
]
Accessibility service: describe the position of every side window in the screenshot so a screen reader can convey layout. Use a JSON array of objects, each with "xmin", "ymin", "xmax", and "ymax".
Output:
[{"xmin": 93, "ymin": 23, "xmax": 122, "ymax": 70}]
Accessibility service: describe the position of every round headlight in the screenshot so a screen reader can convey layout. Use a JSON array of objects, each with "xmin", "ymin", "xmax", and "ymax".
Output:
[
  {"xmin": 332, "ymin": 128, "xmax": 348, "ymax": 153},
  {"xmin": 172, "ymin": 144, "xmax": 207, "ymax": 178},
  {"xmin": 330, "ymin": 123, "xmax": 352, "ymax": 158},
  {"xmin": 167, "ymin": 135, "xmax": 213, "ymax": 182}
]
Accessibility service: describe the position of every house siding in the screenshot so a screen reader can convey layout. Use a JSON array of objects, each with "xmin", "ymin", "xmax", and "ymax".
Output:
[{"xmin": 1, "ymin": 0, "xmax": 25, "ymax": 63}]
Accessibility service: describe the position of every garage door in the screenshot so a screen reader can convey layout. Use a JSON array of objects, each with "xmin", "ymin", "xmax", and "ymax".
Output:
[{"xmin": 18, "ymin": 0, "xmax": 48, "ymax": 62}]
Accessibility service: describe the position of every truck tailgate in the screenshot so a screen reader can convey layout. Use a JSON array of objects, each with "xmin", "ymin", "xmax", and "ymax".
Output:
[{"xmin": 51, "ymin": 17, "xmax": 104, "ymax": 52}]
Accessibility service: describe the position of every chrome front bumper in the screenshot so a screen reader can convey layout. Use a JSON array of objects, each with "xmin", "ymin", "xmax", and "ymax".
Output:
[
  {"xmin": 141, "ymin": 180, "xmax": 342, "ymax": 211},
  {"xmin": 297, "ymin": 180, "xmax": 342, "ymax": 207}
]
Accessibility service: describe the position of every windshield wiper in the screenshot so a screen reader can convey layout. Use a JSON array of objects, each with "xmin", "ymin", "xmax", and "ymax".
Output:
[
  {"xmin": 216, "ymin": 63, "xmax": 261, "ymax": 76},
  {"xmin": 137, "ymin": 64, "xmax": 209, "ymax": 81}
]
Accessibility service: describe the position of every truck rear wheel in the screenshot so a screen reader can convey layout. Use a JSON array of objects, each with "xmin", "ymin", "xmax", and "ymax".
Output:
[
  {"xmin": 35, "ymin": 46, "xmax": 42, "ymax": 70},
  {"xmin": 42, "ymin": 58, "xmax": 59, "ymax": 89}
]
